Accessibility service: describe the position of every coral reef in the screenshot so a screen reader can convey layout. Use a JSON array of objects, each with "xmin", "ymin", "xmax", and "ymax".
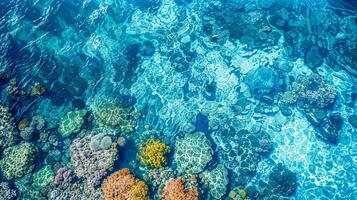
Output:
[
  {"xmin": 138, "ymin": 139, "xmax": 170, "ymax": 168},
  {"xmin": 228, "ymin": 188, "xmax": 250, "ymax": 200},
  {"xmin": 0, "ymin": 142, "xmax": 37, "ymax": 180},
  {"xmin": 59, "ymin": 109, "xmax": 87, "ymax": 137},
  {"xmin": 30, "ymin": 82, "xmax": 46, "ymax": 96},
  {"xmin": 161, "ymin": 177, "xmax": 198, "ymax": 200},
  {"xmin": 117, "ymin": 136, "xmax": 127, "ymax": 147},
  {"xmin": 283, "ymin": 74, "xmax": 340, "ymax": 144},
  {"xmin": 0, "ymin": 104, "xmax": 18, "ymax": 150},
  {"xmin": 283, "ymin": 74, "xmax": 337, "ymax": 109},
  {"xmin": 32, "ymin": 165, "xmax": 55, "ymax": 188},
  {"xmin": 143, "ymin": 167, "xmax": 176, "ymax": 199},
  {"xmin": 54, "ymin": 167, "xmax": 76, "ymax": 185},
  {"xmin": 244, "ymin": 164, "xmax": 298, "ymax": 199},
  {"xmin": 20, "ymin": 126, "xmax": 35, "ymax": 140},
  {"xmin": 70, "ymin": 134, "xmax": 118, "ymax": 185},
  {"xmin": 94, "ymin": 103, "xmax": 139, "ymax": 133},
  {"xmin": 30, "ymin": 115, "xmax": 46, "ymax": 131},
  {"xmin": 174, "ymin": 132, "xmax": 213, "ymax": 174},
  {"xmin": 201, "ymin": 164, "xmax": 229, "ymax": 199},
  {"xmin": 101, "ymin": 168, "xmax": 150, "ymax": 200},
  {"xmin": 6, "ymin": 83, "xmax": 28, "ymax": 101},
  {"xmin": 89, "ymin": 134, "xmax": 113, "ymax": 151},
  {"xmin": 268, "ymin": 164, "xmax": 297, "ymax": 197},
  {"xmin": 49, "ymin": 179, "xmax": 104, "ymax": 200},
  {"xmin": 0, "ymin": 182, "xmax": 17, "ymax": 200},
  {"xmin": 215, "ymin": 129, "xmax": 272, "ymax": 185}
]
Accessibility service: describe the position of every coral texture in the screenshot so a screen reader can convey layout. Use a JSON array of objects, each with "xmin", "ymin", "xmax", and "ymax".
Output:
[
  {"xmin": 283, "ymin": 74, "xmax": 337, "ymax": 108},
  {"xmin": 161, "ymin": 177, "xmax": 198, "ymax": 200},
  {"xmin": 174, "ymin": 132, "xmax": 213, "ymax": 174},
  {"xmin": 0, "ymin": 182, "xmax": 17, "ymax": 200},
  {"xmin": 0, "ymin": 142, "xmax": 37, "ymax": 180},
  {"xmin": 70, "ymin": 134, "xmax": 118, "ymax": 185},
  {"xmin": 201, "ymin": 164, "xmax": 229, "ymax": 199},
  {"xmin": 59, "ymin": 109, "xmax": 87, "ymax": 137},
  {"xmin": 94, "ymin": 103, "xmax": 139, "ymax": 132},
  {"xmin": 139, "ymin": 139, "xmax": 170, "ymax": 168},
  {"xmin": 101, "ymin": 168, "xmax": 150, "ymax": 200},
  {"xmin": 0, "ymin": 104, "xmax": 18, "ymax": 150},
  {"xmin": 32, "ymin": 165, "xmax": 55, "ymax": 188}
]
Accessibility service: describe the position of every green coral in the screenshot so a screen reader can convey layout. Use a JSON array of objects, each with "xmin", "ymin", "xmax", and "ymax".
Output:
[
  {"xmin": 174, "ymin": 132, "xmax": 213, "ymax": 174},
  {"xmin": 229, "ymin": 188, "xmax": 250, "ymax": 200},
  {"xmin": 0, "ymin": 142, "xmax": 37, "ymax": 180},
  {"xmin": 59, "ymin": 109, "xmax": 87, "ymax": 137},
  {"xmin": 32, "ymin": 165, "xmax": 55, "ymax": 188},
  {"xmin": 94, "ymin": 103, "xmax": 138, "ymax": 132},
  {"xmin": 201, "ymin": 164, "xmax": 229, "ymax": 199}
]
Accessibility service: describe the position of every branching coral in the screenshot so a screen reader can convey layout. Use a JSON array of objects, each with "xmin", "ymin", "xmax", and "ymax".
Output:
[
  {"xmin": 161, "ymin": 177, "xmax": 198, "ymax": 200},
  {"xmin": 70, "ymin": 134, "xmax": 118, "ymax": 186},
  {"xmin": 139, "ymin": 139, "xmax": 170, "ymax": 168},
  {"xmin": 101, "ymin": 168, "xmax": 150, "ymax": 200}
]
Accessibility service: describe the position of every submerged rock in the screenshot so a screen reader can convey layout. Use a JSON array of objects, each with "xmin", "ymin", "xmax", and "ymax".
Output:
[
  {"xmin": 268, "ymin": 164, "xmax": 297, "ymax": 197},
  {"xmin": 245, "ymin": 66, "xmax": 278, "ymax": 99}
]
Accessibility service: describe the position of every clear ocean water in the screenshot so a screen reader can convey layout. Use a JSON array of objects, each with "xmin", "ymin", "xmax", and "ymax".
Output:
[{"xmin": 0, "ymin": 0, "xmax": 356, "ymax": 199}]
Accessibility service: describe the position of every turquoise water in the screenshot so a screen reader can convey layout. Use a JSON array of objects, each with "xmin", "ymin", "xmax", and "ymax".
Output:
[{"xmin": 0, "ymin": 0, "xmax": 356, "ymax": 199}]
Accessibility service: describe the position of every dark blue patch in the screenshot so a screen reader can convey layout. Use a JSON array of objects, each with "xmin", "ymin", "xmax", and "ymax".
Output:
[{"xmin": 195, "ymin": 113, "xmax": 209, "ymax": 134}]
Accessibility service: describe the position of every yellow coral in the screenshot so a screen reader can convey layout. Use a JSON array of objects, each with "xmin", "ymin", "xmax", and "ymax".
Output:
[
  {"xmin": 18, "ymin": 119, "xmax": 29, "ymax": 131},
  {"xmin": 138, "ymin": 139, "xmax": 170, "ymax": 168},
  {"xmin": 127, "ymin": 181, "xmax": 150, "ymax": 200}
]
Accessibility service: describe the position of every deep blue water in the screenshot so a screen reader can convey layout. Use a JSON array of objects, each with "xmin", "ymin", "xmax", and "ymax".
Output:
[{"xmin": 0, "ymin": 0, "xmax": 356, "ymax": 199}]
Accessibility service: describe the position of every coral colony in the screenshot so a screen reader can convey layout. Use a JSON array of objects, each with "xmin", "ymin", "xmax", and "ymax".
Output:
[{"xmin": 0, "ymin": 0, "xmax": 356, "ymax": 200}]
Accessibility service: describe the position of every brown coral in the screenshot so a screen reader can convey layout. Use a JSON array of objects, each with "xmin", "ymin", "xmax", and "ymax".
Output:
[
  {"xmin": 101, "ymin": 168, "xmax": 150, "ymax": 200},
  {"xmin": 161, "ymin": 177, "xmax": 198, "ymax": 200}
]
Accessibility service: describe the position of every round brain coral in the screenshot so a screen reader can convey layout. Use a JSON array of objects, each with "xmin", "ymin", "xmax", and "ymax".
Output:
[
  {"xmin": 101, "ymin": 168, "xmax": 150, "ymax": 200},
  {"xmin": 161, "ymin": 177, "xmax": 198, "ymax": 200},
  {"xmin": 139, "ymin": 139, "xmax": 170, "ymax": 168}
]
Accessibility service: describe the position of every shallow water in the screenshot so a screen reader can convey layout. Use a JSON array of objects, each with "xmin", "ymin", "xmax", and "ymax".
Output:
[{"xmin": 0, "ymin": 0, "xmax": 356, "ymax": 199}]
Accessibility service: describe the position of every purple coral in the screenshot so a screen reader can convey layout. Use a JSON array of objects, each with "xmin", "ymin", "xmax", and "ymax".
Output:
[
  {"xmin": 54, "ymin": 167, "xmax": 76, "ymax": 185},
  {"xmin": 70, "ymin": 134, "xmax": 118, "ymax": 185},
  {"xmin": 88, "ymin": 169, "xmax": 107, "ymax": 187}
]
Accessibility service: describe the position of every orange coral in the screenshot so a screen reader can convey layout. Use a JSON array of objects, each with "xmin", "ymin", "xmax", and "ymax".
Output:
[
  {"xmin": 161, "ymin": 178, "xmax": 198, "ymax": 200},
  {"xmin": 101, "ymin": 168, "xmax": 150, "ymax": 200}
]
